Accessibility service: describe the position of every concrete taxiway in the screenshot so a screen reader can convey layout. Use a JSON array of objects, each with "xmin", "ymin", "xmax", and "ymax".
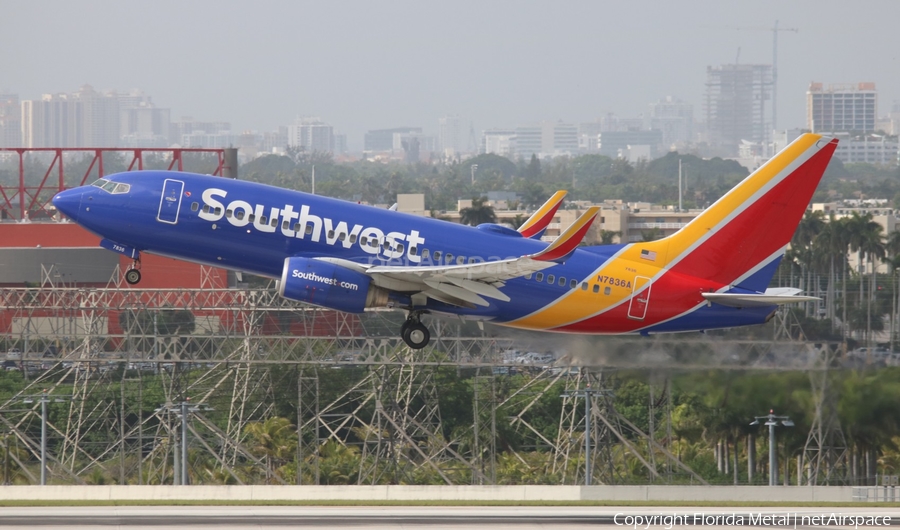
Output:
[{"xmin": 1, "ymin": 506, "xmax": 899, "ymax": 529}]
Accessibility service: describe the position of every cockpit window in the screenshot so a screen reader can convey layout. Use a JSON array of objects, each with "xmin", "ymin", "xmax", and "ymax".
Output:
[{"xmin": 90, "ymin": 178, "xmax": 130, "ymax": 194}]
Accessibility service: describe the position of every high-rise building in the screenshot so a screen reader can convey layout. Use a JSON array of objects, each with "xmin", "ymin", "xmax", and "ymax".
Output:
[
  {"xmin": 482, "ymin": 128, "xmax": 516, "ymax": 157},
  {"xmin": 364, "ymin": 127, "xmax": 421, "ymax": 152},
  {"xmin": 21, "ymin": 93, "xmax": 75, "ymax": 148},
  {"xmin": 118, "ymin": 90, "xmax": 170, "ymax": 147},
  {"xmin": 0, "ymin": 94, "xmax": 20, "ymax": 147},
  {"xmin": 807, "ymin": 82, "xmax": 877, "ymax": 133},
  {"xmin": 438, "ymin": 115, "xmax": 461, "ymax": 156},
  {"xmin": 73, "ymin": 85, "xmax": 120, "ymax": 147},
  {"xmin": 287, "ymin": 117, "xmax": 334, "ymax": 153},
  {"xmin": 648, "ymin": 96, "xmax": 693, "ymax": 147},
  {"xmin": 21, "ymin": 86, "xmax": 121, "ymax": 148},
  {"xmin": 514, "ymin": 121, "xmax": 578, "ymax": 158},
  {"xmin": 705, "ymin": 64, "xmax": 772, "ymax": 153}
]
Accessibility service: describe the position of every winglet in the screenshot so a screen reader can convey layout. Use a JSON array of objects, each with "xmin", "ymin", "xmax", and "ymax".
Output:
[
  {"xmin": 531, "ymin": 207, "xmax": 599, "ymax": 263},
  {"xmin": 518, "ymin": 190, "xmax": 567, "ymax": 239}
]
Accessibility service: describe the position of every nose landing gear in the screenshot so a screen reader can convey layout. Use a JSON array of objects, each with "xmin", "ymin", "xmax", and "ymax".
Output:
[
  {"xmin": 400, "ymin": 312, "xmax": 430, "ymax": 350},
  {"xmin": 124, "ymin": 257, "xmax": 142, "ymax": 285}
]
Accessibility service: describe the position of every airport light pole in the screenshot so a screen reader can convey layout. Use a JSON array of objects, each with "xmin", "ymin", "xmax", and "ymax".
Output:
[
  {"xmin": 750, "ymin": 409, "xmax": 793, "ymax": 486},
  {"xmin": 22, "ymin": 390, "xmax": 70, "ymax": 485}
]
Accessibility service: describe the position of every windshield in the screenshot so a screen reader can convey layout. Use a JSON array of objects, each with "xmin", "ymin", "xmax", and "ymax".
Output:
[{"xmin": 90, "ymin": 178, "xmax": 130, "ymax": 194}]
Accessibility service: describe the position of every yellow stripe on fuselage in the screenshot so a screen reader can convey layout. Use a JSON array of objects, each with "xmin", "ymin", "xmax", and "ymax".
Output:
[{"xmin": 506, "ymin": 133, "xmax": 822, "ymax": 330}]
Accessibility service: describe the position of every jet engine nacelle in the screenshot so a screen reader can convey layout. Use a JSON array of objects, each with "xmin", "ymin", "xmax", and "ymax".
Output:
[{"xmin": 278, "ymin": 257, "xmax": 389, "ymax": 313}]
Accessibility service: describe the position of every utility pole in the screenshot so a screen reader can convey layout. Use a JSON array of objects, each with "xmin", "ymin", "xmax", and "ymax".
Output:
[
  {"xmin": 22, "ymin": 390, "xmax": 70, "ymax": 485},
  {"xmin": 562, "ymin": 383, "xmax": 608, "ymax": 486},
  {"xmin": 751, "ymin": 409, "xmax": 794, "ymax": 485},
  {"xmin": 156, "ymin": 398, "xmax": 212, "ymax": 486}
]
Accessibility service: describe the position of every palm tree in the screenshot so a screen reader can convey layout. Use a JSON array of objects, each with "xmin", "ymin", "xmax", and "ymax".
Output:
[
  {"xmin": 460, "ymin": 197, "xmax": 497, "ymax": 226},
  {"xmin": 845, "ymin": 213, "xmax": 885, "ymax": 343},
  {"xmin": 792, "ymin": 211, "xmax": 825, "ymax": 316},
  {"xmin": 244, "ymin": 417, "xmax": 297, "ymax": 483},
  {"xmin": 599, "ymin": 230, "xmax": 621, "ymax": 245},
  {"xmin": 812, "ymin": 215, "xmax": 850, "ymax": 333},
  {"xmin": 887, "ymin": 231, "xmax": 900, "ymax": 350}
]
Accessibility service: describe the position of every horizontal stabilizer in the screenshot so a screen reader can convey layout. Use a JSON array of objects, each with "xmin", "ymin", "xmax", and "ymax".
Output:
[
  {"xmin": 531, "ymin": 207, "xmax": 600, "ymax": 263},
  {"xmin": 702, "ymin": 288, "xmax": 819, "ymax": 308},
  {"xmin": 518, "ymin": 190, "xmax": 567, "ymax": 239}
]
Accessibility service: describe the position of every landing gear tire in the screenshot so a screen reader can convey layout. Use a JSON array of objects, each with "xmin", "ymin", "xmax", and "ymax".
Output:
[
  {"xmin": 125, "ymin": 269, "xmax": 142, "ymax": 285},
  {"xmin": 402, "ymin": 322, "xmax": 430, "ymax": 350}
]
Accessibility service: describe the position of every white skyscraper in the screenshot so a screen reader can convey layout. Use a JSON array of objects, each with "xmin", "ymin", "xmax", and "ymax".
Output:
[{"xmin": 438, "ymin": 115, "xmax": 461, "ymax": 156}]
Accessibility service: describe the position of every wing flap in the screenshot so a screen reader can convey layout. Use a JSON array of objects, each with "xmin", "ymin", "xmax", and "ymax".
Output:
[
  {"xmin": 424, "ymin": 279, "xmax": 490, "ymax": 307},
  {"xmin": 702, "ymin": 289, "xmax": 819, "ymax": 308}
]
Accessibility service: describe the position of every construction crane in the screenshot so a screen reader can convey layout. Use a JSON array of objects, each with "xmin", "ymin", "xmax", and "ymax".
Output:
[{"xmin": 731, "ymin": 21, "xmax": 800, "ymax": 131}]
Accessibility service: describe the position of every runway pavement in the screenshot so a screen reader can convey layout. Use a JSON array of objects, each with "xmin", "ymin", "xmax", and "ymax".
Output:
[{"xmin": 1, "ymin": 506, "xmax": 899, "ymax": 529}]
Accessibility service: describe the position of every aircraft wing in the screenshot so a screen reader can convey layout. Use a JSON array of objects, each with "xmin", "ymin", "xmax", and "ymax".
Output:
[
  {"xmin": 518, "ymin": 190, "xmax": 567, "ymax": 239},
  {"xmin": 362, "ymin": 207, "xmax": 600, "ymax": 308},
  {"xmin": 701, "ymin": 288, "xmax": 819, "ymax": 308}
]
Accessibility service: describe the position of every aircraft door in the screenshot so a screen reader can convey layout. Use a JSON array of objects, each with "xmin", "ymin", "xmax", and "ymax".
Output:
[
  {"xmin": 157, "ymin": 179, "xmax": 185, "ymax": 224},
  {"xmin": 627, "ymin": 276, "xmax": 651, "ymax": 320}
]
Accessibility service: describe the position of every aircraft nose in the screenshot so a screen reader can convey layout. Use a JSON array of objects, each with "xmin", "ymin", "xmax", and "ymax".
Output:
[{"xmin": 52, "ymin": 188, "xmax": 83, "ymax": 221}]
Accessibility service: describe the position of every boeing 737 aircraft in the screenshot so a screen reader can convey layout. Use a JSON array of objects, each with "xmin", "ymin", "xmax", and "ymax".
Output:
[{"xmin": 52, "ymin": 133, "xmax": 837, "ymax": 349}]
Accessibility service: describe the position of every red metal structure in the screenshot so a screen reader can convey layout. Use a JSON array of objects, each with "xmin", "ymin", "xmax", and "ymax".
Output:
[{"xmin": 0, "ymin": 147, "xmax": 226, "ymax": 221}]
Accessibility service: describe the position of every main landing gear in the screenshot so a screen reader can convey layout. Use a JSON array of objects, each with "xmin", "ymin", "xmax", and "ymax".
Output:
[
  {"xmin": 124, "ymin": 257, "xmax": 142, "ymax": 285},
  {"xmin": 400, "ymin": 312, "xmax": 430, "ymax": 350}
]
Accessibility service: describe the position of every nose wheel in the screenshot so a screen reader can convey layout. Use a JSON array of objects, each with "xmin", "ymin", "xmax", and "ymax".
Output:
[
  {"xmin": 125, "ymin": 258, "xmax": 142, "ymax": 285},
  {"xmin": 400, "ymin": 314, "xmax": 430, "ymax": 349}
]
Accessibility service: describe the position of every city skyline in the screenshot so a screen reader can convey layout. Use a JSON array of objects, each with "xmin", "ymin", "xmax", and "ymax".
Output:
[{"xmin": 2, "ymin": 1, "xmax": 899, "ymax": 151}]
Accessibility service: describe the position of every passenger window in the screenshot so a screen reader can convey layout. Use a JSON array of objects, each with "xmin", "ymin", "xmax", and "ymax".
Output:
[
  {"xmin": 235, "ymin": 211, "xmax": 244, "ymax": 220},
  {"xmin": 592, "ymin": 284, "xmax": 600, "ymax": 294},
  {"xmin": 350, "ymin": 234, "xmax": 357, "ymax": 243},
  {"xmin": 191, "ymin": 202, "xmax": 199, "ymax": 212},
  {"xmin": 525, "ymin": 273, "xmax": 533, "ymax": 280},
  {"xmin": 339, "ymin": 233, "xmax": 346, "ymax": 241},
  {"xmin": 397, "ymin": 244, "xmax": 404, "ymax": 253},
  {"xmin": 360, "ymin": 236, "xmax": 368, "ymax": 245},
  {"xmin": 445, "ymin": 253, "xmax": 453, "ymax": 263},
  {"xmin": 248, "ymin": 214, "xmax": 255, "ymax": 223},
  {"xmin": 535, "ymin": 272, "xmax": 544, "ymax": 282},
  {"xmin": 202, "ymin": 204, "xmax": 210, "ymax": 213},
  {"xmin": 270, "ymin": 218, "xmax": 278, "ymax": 227},
  {"xmin": 433, "ymin": 251, "xmax": 442, "ymax": 260},
  {"xmin": 305, "ymin": 225, "xmax": 313, "ymax": 235},
  {"xmin": 581, "ymin": 282, "xmax": 588, "ymax": 291},
  {"xmin": 327, "ymin": 230, "xmax": 335, "ymax": 239},
  {"xmin": 457, "ymin": 256, "xmax": 465, "ymax": 265},
  {"xmin": 422, "ymin": 249, "xmax": 430, "ymax": 259},
  {"xmin": 410, "ymin": 246, "xmax": 418, "ymax": 256},
  {"xmin": 547, "ymin": 274, "xmax": 555, "ymax": 284},
  {"xmin": 570, "ymin": 279, "xmax": 577, "ymax": 289},
  {"xmin": 558, "ymin": 277, "xmax": 566, "ymax": 286},
  {"xmin": 226, "ymin": 209, "xmax": 233, "ymax": 218},
  {"xmin": 259, "ymin": 215, "xmax": 267, "ymax": 225},
  {"xmin": 214, "ymin": 207, "xmax": 222, "ymax": 216},
  {"xmin": 604, "ymin": 286, "xmax": 612, "ymax": 295}
]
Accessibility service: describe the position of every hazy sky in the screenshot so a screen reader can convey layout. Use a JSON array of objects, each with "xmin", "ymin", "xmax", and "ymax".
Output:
[{"xmin": 3, "ymin": 0, "xmax": 898, "ymax": 150}]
